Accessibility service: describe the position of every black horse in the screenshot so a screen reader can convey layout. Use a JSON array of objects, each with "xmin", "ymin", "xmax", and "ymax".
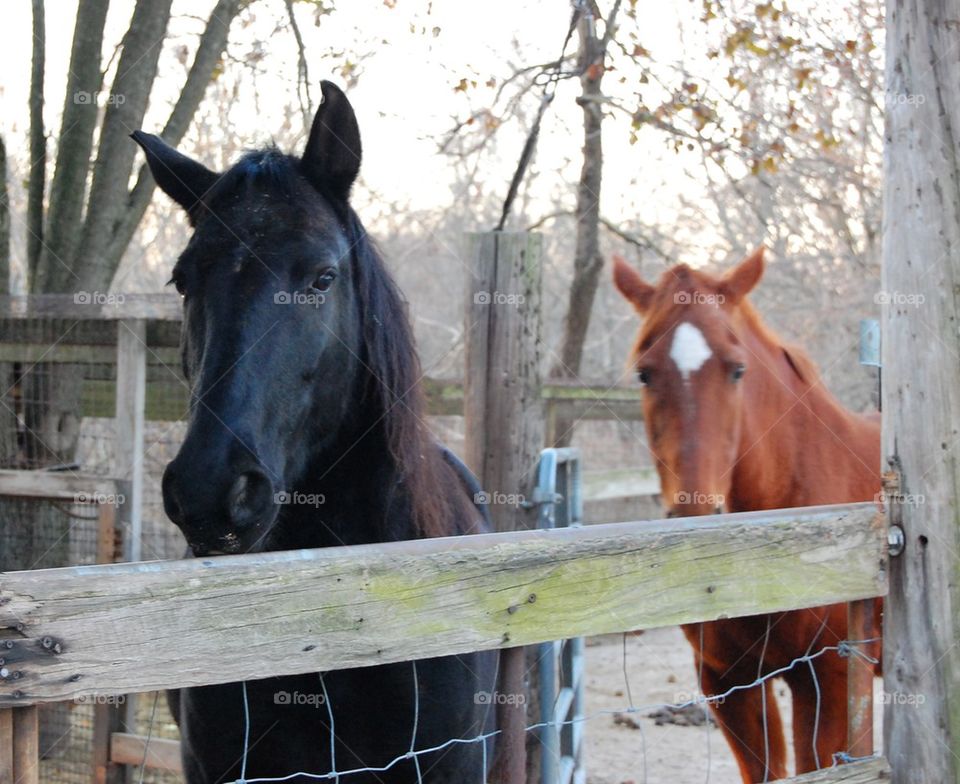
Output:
[{"xmin": 133, "ymin": 81, "xmax": 497, "ymax": 783}]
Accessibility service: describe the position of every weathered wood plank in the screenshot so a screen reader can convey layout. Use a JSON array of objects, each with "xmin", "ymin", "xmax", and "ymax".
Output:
[
  {"xmin": 0, "ymin": 470, "xmax": 121, "ymax": 501},
  {"xmin": 0, "ymin": 708, "xmax": 13, "ymax": 782},
  {"xmin": 464, "ymin": 231, "xmax": 545, "ymax": 783},
  {"xmin": 882, "ymin": 1, "xmax": 960, "ymax": 779},
  {"xmin": 0, "ymin": 343, "xmax": 181, "ymax": 366},
  {"xmin": 110, "ymin": 732, "xmax": 182, "ymax": 773},
  {"xmin": 0, "ymin": 294, "xmax": 182, "ymax": 321},
  {"xmin": 781, "ymin": 757, "xmax": 889, "ymax": 782},
  {"xmin": 0, "ymin": 503, "xmax": 885, "ymax": 705},
  {"xmin": 115, "ymin": 320, "xmax": 146, "ymax": 564}
]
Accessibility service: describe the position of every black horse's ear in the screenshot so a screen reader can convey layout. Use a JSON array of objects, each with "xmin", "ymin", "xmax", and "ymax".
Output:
[
  {"xmin": 300, "ymin": 81, "xmax": 362, "ymax": 200},
  {"xmin": 131, "ymin": 131, "xmax": 218, "ymax": 220}
]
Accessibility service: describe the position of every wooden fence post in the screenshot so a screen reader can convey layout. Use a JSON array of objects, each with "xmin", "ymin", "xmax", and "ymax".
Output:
[
  {"xmin": 92, "ymin": 497, "xmax": 125, "ymax": 784},
  {"xmin": 883, "ymin": 1, "xmax": 960, "ymax": 779},
  {"xmin": 115, "ymin": 319, "xmax": 146, "ymax": 563},
  {"xmin": 116, "ymin": 318, "xmax": 146, "ymax": 767},
  {"xmin": 0, "ymin": 706, "xmax": 39, "ymax": 784},
  {"xmin": 464, "ymin": 231, "xmax": 544, "ymax": 784}
]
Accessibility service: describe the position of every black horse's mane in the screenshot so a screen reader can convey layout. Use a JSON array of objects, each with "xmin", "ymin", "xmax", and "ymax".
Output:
[
  {"xmin": 208, "ymin": 149, "xmax": 468, "ymax": 539},
  {"xmin": 346, "ymin": 209, "xmax": 472, "ymax": 539}
]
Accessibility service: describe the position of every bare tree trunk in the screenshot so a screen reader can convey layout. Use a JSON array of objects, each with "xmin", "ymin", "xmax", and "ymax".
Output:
[
  {"xmin": 0, "ymin": 135, "xmax": 8, "ymax": 295},
  {"xmin": 549, "ymin": 0, "xmax": 620, "ymax": 447},
  {"xmin": 33, "ymin": 0, "xmax": 109, "ymax": 294},
  {"xmin": 74, "ymin": 0, "xmax": 174, "ymax": 293},
  {"xmin": 102, "ymin": 0, "xmax": 249, "ymax": 275},
  {"xmin": 0, "ymin": 137, "xmax": 15, "ymax": 470},
  {"xmin": 27, "ymin": 0, "xmax": 45, "ymax": 282},
  {"xmin": 883, "ymin": 0, "xmax": 960, "ymax": 779}
]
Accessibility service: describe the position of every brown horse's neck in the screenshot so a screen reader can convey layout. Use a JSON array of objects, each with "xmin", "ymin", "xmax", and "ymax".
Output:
[{"xmin": 726, "ymin": 304, "xmax": 880, "ymax": 512}]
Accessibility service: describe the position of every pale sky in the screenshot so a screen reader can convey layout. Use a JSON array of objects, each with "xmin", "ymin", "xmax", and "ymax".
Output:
[{"xmin": 0, "ymin": 0, "xmax": 716, "ymax": 250}]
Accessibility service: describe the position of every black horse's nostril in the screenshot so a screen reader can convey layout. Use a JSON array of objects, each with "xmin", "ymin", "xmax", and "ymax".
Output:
[{"xmin": 227, "ymin": 470, "xmax": 274, "ymax": 529}]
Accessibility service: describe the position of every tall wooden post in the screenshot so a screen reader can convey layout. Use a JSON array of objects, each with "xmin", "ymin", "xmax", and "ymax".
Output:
[
  {"xmin": 464, "ymin": 232, "xmax": 544, "ymax": 784},
  {"xmin": 883, "ymin": 1, "xmax": 960, "ymax": 780},
  {"xmin": 115, "ymin": 319, "xmax": 146, "ymax": 563},
  {"xmin": 115, "ymin": 318, "xmax": 146, "ymax": 765}
]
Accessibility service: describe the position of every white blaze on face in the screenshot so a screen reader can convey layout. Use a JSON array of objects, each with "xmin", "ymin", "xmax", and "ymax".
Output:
[{"xmin": 669, "ymin": 322, "xmax": 713, "ymax": 381}]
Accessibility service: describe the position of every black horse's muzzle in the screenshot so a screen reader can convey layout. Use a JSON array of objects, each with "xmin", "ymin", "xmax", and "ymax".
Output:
[{"xmin": 162, "ymin": 455, "xmax": 279, "ymax": 555}]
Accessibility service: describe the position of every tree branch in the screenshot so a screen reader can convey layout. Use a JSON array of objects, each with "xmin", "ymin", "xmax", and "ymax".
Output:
[
  {"xmin": 27, "ymin": 0, "xmax": 45, "ymax": 281},
  {"xmin": 284, "ymin": 0, "xmax": 313, "ymax": 129}
]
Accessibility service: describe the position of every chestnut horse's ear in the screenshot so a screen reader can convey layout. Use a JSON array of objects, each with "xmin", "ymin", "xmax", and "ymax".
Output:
[
  {"xmin": 720, "ymin": 246, "xmax": 765, "ymax": 303},
  {"xmin": 612, "ymin": 255, "xmax": 656, "ymax": 314},
  {"xmin": 301, "ymin": 80, "xmax": 362, "ymax": 200},
  {"xmin": 131, "ymin": 131, "xmax": 218, "ymax": 220}
]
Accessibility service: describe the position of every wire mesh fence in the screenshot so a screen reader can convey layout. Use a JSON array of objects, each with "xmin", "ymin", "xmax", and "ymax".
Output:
[
  {"xmin": 0, "ymin": 306, "xmax": 884, "ymax": 784},
  {"xmin": 0, "ymin": 308, "xmax": 189, "ymax": 782}
]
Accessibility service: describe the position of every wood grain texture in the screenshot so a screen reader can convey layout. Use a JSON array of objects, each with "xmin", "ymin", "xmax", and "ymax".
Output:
[
  {"xmin": 0, "ymin": 470, "xmax": 120, "ymax": 501},
  {"xmin": 11, "ymin": 706, "xmax": 38, "ymax": 784},
  {"xmin": 0, "ymin": 708, "xmax": 13, "ymax": 782},
  {"xmin": 0, "ymin": 294, "xmax": 182, "ymax": 321},
  {"xmin": 882, "ymin": 0, "xmax": 960, "ymax": 780},
  {"xmin": 463, "ymin": 231, "xmax": 545, "ymax": 784},
  {"xmin": 782, "ymin": 757, "xmax": 889, "ymax": 782},
  {"xmin": 0, "ymin": 503, "xmax": 885, "ymax": 706}
]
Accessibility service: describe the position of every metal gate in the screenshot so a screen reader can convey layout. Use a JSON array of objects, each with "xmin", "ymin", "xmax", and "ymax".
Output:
[{"xmin": 534, "ymin": 447, "xmax": 586, "ymax": 784}]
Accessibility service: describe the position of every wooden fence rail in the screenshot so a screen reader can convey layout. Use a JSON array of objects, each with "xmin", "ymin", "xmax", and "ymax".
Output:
[{"xmin": 0, "ymin": 502, "xmax": 885, "ymax": 706}]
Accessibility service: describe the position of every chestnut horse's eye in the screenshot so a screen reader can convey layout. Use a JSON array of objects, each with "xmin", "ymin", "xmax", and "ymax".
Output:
[
  {"xmin": 311, "ymin": 268, "xmax": 337, "ymax": 292},
  {"xmin": 637, "ymin": 368, "xmax": 651, "ymax": 385},
  {"xmin": 731, "ymin": 363, "xmax": 746, "ymax": 381}
]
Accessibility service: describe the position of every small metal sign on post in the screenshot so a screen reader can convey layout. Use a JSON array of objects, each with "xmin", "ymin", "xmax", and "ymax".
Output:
[
  {"xmin": 859, "ymin": 319, "xmax": 881, "ymax": 367},
  {"xmin": 860, "ymin": 318, "xmax": 881, "ymax": 411}
]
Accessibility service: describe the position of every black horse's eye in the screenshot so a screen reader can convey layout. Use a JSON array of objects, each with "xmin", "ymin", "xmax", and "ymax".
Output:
[
  {"xmin": 168, "ymin": 274, "xmax": 186, "ymax": 298},
  {"xmin": 311, "ymin": 268, "xmax": 337, "ymax": 292},
  {"xmin": 637, "ymin": 368, "xmax": 651, "ymax": 385},
  {"xmin": 731, "ymin": 363, "xmax": 746, "ymax": 381}
]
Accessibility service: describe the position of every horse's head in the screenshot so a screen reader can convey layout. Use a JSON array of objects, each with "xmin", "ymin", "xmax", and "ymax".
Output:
[
  {"xmin": 134, "ymin": 82, "xmax": 370, "ymax": 555},
  {"xmin": 613, "ymin": 248, "xmax": 766, "ymax": 517}
]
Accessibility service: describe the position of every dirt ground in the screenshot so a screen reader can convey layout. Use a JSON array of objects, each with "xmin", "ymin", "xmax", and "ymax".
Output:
[{"xmin": 582, "ymin": 627, "xmax": 883, "ymax": 784}]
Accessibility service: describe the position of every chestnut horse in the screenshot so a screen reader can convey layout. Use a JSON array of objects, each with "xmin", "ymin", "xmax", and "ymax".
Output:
[{"xmin": 613, "ymin": 248, "xmax": 881, "ymax": 782}]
